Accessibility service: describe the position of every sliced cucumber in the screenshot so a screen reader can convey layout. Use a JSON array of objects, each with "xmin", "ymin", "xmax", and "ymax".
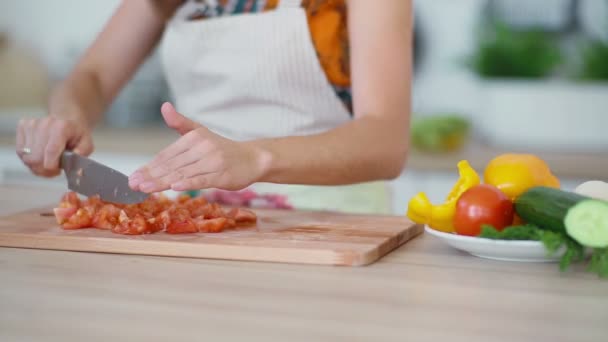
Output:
[{"xmin": 565, "ymin": 200, "xmax": 608, "ymax": 248}]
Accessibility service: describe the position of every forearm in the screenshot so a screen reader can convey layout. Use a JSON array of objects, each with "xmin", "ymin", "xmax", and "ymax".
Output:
[
  {"xmin": 250, "ymin": 115, "xmax": 409, "ymax": 186},
  {"xmin": 48, "ymin": 70, "xmax": 107, "ymax": 128},
  {"xmin": 47, "ymin": 0, "xmax": 175, "ymax": 129}
]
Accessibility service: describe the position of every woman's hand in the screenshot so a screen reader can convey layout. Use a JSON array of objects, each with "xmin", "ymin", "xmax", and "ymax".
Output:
[
  {"xmin": 15, "ymin": 116, "xmax": 94, "ymax": 177},
  {"xmin": 128, "ymin": 102, "xmax": 270, "ymax": 193}
]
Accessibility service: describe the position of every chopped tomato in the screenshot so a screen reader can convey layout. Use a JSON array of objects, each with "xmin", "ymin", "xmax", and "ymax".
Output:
[
  {"xmin": 193, "ymin": 217, "xmax": 229, "ymax": 233},
  {"xmin": 146, "ymin": 217, "xmax": 164, "ymax": 233},
  {"xmin": 184, "ymin": 197, "xmax": 209, "ymax": 216},
  {"xmin": 53, "ymin": 207, "xmax": 77, "ymax": 225},
  {"xmin": 60, "ymin": 191, "xmax": 81, "ymax": 209},
  {"xmin": 54, "ymin": 191, "xmax": 258, "ymax": 235},
  {"xmin": 62, "ymin": 208, "xmax": 93, "ymax": 229},
  {"xmin": 177, "ymin": 194, "xmax": 191, "ymax": 204},
  {"xmin": 113, "ymin": 214, "xmax": 156, "ymax": 235},
  {"xmin": 166, "ymin": 219, "xmax": 198, "ymax": 234},
  {"xmin": 227, "ymin": 208, "xmax": 257, "ymax": 224},
  {"xmin": 92, "ymin": 204, "xmax": 120, "ymax": 230}
]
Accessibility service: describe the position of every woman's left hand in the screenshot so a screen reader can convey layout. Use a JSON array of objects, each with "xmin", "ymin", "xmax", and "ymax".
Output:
[{"xmin": 128, "ymin": 102, "xmax": 268, "ymax": 193}]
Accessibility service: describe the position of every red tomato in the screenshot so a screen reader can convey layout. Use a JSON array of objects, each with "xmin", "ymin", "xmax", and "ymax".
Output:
[
  {"xmin": 53, "ymin": 191, "xmax": 258, "ymax": 235},
  {"xmin": 166, "ymin": 220, "xmax": 198, "ymax": 234},
  {"xmin": 62, "ymin": 208, "xmax": 93, "ymax": 229},
  {"xmin": 60, "ymin": 191, "xmax": 81, "ymax": 209},
  {"xmin": 454, "ymin": 184, "xmax": 514, "ymax": 236},
  {"xmin": 92, "ymin": 204, "xmax": 120, "ymax": 230},
  {"xmin": 227, "ymin": 208, "xmax": 258, "ymax": 224},
  {"xmin": 53, "ymin": 207, "xmax": 77, "ymax": 225},
  {"xmin": 193, "ymin": 217, "xmax": 229, "ymax": 233},
  {"xmin": 113, "ymin": 214, "xmax": 155, "ymax": 235}
]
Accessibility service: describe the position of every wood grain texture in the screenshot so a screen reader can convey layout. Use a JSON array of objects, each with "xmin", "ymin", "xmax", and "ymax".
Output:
[
  {"xmin": 2, "ymin": 186, "xmax": 608, "ymax": 342},
  {"xmin": 0, "ymin": 205, "xmax": 423, "ymax": 266}
]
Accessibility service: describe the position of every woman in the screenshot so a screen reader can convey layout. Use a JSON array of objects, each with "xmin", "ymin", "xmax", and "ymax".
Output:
[{"xmin": 16, "ymin": 0, "xmax": 412, "ymax": 214}]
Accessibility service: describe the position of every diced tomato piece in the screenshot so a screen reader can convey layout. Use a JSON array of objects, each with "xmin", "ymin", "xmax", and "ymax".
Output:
[
  {"xmin": 166, "ymin": 219, "xmax": 198, "ymax": 234},
  {"xmin": 195, "ymin": 203, "xmax": 224, "ymax": 219},
  {"xmin": 157, "ymin": 210, "xmax": 172, "ymax": 230},
  {"xmin": 146, "ymin": 217, "xmax": 164, "ymax": 233},
  {"xmin": 227, "ymin": 208, "xmax": 257, "ymax": 224},
  {"xmin": 53, "ymin": 207, "xmax": 77, "ymax": 225},
  {"xmin": 62, "ymin": 208, "xmax": 93, "ymax": 229},
  {"xmin": 92, "ymin": 204, "xmax": 120, "ymax": 230},
  {"xmin": 59, "ymin": 191, "xmax": 81, "ymax": 209},
  {"xmin": 193, "ymin": 217, "xmax": 228, "ymax": 233},
  {"xmin": 177, "ymin": 194, "xmax": 191, "ymax": 204},
  {"xmin": 83, "ymin": 195, "xmax": 103, "ymax": 208},
  {"xmin": 112, "ymin": 214, "xmax": 155, "ymax": 235}
]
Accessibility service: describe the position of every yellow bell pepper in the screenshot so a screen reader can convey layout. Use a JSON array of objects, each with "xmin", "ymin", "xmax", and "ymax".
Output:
[
  {"xmin": 483, "ymin": 153, "xmax": 560, "ymax": 200},
  {"xmin": 407, "ymin": 160, "xmax": 480, "ymax": 232}
]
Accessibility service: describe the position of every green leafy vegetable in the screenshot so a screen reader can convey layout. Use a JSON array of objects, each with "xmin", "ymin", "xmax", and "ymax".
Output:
[
  {"xmin": 479, "ymin": 224, "xmax": 538, "ymax": 240},
  {"xmin": 479, "ymin": 224, "xmax": 585, "ymax": 273},
  {"xmin": 559, "ymin": 237, "xmax": 586, "ymax": 272},
  {"xmin": 588, "ymin": 248, "xmax": 608, "ymax": 278}
]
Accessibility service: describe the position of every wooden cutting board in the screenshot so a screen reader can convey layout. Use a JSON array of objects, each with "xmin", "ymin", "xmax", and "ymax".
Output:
[{"xmin": 0, "ymin": 206, "xmax": 423, "ymax": 266}]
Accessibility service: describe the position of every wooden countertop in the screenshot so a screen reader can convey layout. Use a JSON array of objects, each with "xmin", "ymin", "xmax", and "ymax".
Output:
[
  {"xmin": 1, "ymin": 184, "xmax": 607, "ymax": 342},
  {"xmin": 0, "ymin": 125, "xmax": 606, "ymax": 180}
]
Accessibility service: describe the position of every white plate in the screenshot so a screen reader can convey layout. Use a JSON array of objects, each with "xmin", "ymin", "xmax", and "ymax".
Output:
[{"xmin": 424, "ymin": 226, "xmax": 565, "ymax": 262}]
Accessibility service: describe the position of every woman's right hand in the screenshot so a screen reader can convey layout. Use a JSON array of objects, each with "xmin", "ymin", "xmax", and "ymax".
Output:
[{"xmin": 15, "ymin": 116, "xmax": 94, "ymax": 177}]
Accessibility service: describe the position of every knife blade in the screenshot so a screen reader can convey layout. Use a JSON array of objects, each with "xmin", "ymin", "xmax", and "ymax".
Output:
[{"xmin": 60, "ymin": 151, "xmax": 149, "ymax": 204}]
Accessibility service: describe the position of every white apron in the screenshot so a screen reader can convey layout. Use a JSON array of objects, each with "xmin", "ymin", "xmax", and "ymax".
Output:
[{"xmin": 159, "ymin": 0, "xmax": 392, "ymax": 214}]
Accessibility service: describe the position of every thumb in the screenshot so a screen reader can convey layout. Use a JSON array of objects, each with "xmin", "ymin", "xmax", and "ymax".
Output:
[{"xmin": 161, "ymin": 102, "xmax": 201, "ymax": 135}]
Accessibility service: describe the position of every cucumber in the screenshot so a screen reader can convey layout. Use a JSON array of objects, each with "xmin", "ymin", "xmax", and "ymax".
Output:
[
  {"xmin": 565, "ymin": 200, "xmax": 608, "ymax": 248},
  {"xmin": 514, "ymin": 186, "xmax": 591, "ymax": 234}
]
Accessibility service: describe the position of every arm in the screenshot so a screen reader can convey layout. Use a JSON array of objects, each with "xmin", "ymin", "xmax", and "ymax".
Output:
[
  {"xmin": 250, "ymin": 0, "xmax": 413, "ymax": 185},
  {"xmin": 16, "ymin": 0, "xmax": 182, "ymax": 177},
  {"xmin": 129, "ymin": 0, "xmax": 413, "ymax": 192},
  {"xmin": 49, "ymin": 0, "xmax": 181, "ymax": 127}
]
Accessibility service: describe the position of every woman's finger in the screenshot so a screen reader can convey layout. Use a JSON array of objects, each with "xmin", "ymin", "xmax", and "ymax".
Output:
[
  {"xmin": 43, "ymin": 123, "xmax": 70, "ymax": 170},
  {"xmin": 73, "ymin": 134, "xmax": 94, "ymax": 156},
  {"xmin": 145, "ymin": 148, "xmax": 202, "ymax": 181},
  {"xmin": 22, "ymin": 120, "xmax": 42, "ymax": 165},
  {"xmin": 129, "ymin": 133, "xmax": 200, "ymax": 189},
  {"xmin": 170, "ymin": 174, "xmax": 210, "ymax": 192},
  {"xmin": 15, "ymin": 119, "xmax": 26, "ymax": 157},
  {"xmin": 138, "ymin": 159, "xmax": 213, "ymax": 193}
]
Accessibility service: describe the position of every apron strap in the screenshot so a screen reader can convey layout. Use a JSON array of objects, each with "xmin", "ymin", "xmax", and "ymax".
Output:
[{"xmin": 278, "ymin": 0, "xmax": 302, "ymax": 9}]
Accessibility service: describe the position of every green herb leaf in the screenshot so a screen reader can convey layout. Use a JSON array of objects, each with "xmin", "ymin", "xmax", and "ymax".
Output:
[
  {"xmin": 539, "ymin": 230, "xmax": 566, "ymax": 255},
  {"xmin": 588, "ymin": 248, "xmax": 608, "ymax": 278},
  {"xmin": 558, "ymin": 237, "xmax": 582, "ymax": 271},
  {"xmin": 479, "ymin": 224, "xmax": 543, "ymax": 240}
]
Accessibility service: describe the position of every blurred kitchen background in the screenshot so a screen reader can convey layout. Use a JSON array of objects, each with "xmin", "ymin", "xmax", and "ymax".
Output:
[{"xmin": 0, "ymin": 0, "xmax": 606, "ymax": 214}]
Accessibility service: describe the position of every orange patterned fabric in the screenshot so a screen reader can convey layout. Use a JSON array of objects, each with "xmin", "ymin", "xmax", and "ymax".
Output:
[
  {"xmin": 184, "ymin": 0, "xmax": 352, "ymax": 112},
  {"xmin": 302, "ymin": 0, "xmax": 349, "ymax": 87}
]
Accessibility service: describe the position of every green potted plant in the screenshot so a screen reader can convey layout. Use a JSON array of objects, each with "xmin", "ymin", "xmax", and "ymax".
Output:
[{"xmin": 466, "ymin": 23, "xmax": 608, "ymax": 153}]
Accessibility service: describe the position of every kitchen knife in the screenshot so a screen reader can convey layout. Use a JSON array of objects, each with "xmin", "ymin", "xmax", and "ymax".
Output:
[{"xmin": 60, "ymin": 151, "xmax": 149, "ymax": 204}]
